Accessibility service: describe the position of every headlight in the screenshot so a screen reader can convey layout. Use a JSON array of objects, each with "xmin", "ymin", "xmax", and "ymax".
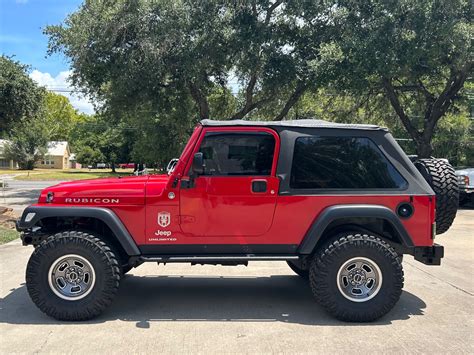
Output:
[{"xmin": 25, "ymin": 212, "xmax": 36, "ymax": 223}]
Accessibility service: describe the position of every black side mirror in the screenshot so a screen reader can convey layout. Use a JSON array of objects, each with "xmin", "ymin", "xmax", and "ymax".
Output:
[{"xmin": 192, "ymin": 152, "xmax": 205, "ymax": 175}]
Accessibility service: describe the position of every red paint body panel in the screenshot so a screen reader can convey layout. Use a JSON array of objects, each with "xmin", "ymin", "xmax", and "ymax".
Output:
[
  {"xmin": 35, "ymin": 124, "xmax": 436, "ymax": 250},
  {"xmin": 39, "ymin": 176, "xmax": 149, "ymax": 205},
  {"xmin": 179, "ymin": 176, "xmax": 280, "ymax": 237},
  {"xmin": 270, "ymin": 194, "xmax": 434, "ymax": 247}
]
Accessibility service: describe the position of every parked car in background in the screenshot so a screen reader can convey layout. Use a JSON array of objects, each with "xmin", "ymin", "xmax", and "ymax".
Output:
[
  {"xmin": 96, "ymin": 163, "xmax": 107, "ymax": 169},
  {"xmin": 455, "ymin": 167, "xmax": 474, "ymax": 205},
  {"xmin": 120, "ymin": 163, "xmax": 135, "ymax": 169}
]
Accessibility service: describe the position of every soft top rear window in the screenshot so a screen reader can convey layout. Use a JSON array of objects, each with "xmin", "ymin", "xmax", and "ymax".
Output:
[{"xmin": 290, "ymin": 136, "xmax": 407, "ymax": 189}]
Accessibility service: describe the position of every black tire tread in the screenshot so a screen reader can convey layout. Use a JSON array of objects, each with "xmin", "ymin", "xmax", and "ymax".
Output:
[
  {"xmin": 415, "ymin": 159, "xmax": 459, "ymax": 234},
  {"xmin": 26, "ymin": 230, "xmax": 121, "ymax": 321},
  {"xmin": 310, "ymin": 233, "xmax": 404, "ymax": 322}
]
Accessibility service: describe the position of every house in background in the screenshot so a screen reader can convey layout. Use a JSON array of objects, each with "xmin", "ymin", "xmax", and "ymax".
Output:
[
  {"xmin": 0, "ymin": 140, "xmax": 73, "ymax": 170},
  {"xmin": 0, "ymin": 139, "xmax": 18, "ymax": 169},
  {"xmin": 36, "ymin": 141, "xmax": 71, "ymax": 169}
]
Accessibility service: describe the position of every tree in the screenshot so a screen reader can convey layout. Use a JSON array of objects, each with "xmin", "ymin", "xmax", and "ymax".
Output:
[
  {"xmin": 71, "ymin": 114, "xmax": 133, "ymax": 172},
  {"xmin": 45, "ymin": 1, "xmax": 341, "ymax": 123},
  {"xmin": 4, "ymin": 117, "xmax": 49, "ymax": 169},
  {"xmin": 0, "ymin": 56, "xmax": 50, "ymax": 169},
  {"xmin": 44, "ymin": 91, "xmax": 84, "ymax": 141},
  {"xmin": 0, "ymin": 56, "xmax": 46, "ymax": 133},
  {"xmin": 333, "ymin": 0, "xmax": 472, "ymax": 157},
  {"xmin": 75, "ymin": 146, "xmax": 104, "ymax": 167}
]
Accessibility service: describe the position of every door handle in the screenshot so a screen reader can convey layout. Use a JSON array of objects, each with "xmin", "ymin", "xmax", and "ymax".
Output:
[{"xmin": 251, "ymin": 180, "xmax": 267, "ymax": 193}]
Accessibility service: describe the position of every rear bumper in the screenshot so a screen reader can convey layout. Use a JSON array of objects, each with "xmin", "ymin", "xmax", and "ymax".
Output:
[{"xmin": 413, "ymin": 244, "xmax": 444, "ymax": 265}]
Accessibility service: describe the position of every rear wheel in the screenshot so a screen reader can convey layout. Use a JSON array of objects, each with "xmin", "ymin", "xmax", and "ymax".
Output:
[
  {"xmin": 287, "ymin": 260, "xmax": 309, "ymax": 279},
  {"xmin": 414, "ymin": 158, "xmax": 459, "ymax": 234},
  {"xmin": 26, "ymin": 230, "xmax": 121, "ymax": 321},
  {"xmin": 310, "ymin": 233, "xmax": 404, "ymax": 322}
]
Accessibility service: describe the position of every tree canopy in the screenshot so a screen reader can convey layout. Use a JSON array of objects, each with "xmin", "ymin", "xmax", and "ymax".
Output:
[
  {"xmin": 45, "ymin": 1, "xmax": 342, "ymax": 120},
  {"xmin": 43, "ymin": 0, "xmax": 473, "ymax": 161},
  {"xmin": 44, "ymin": 91, "xmax": 85, "ymax": 141},
  {"xmin": 0, "ymin": 56, "xmax": 46, "ymax": 133},
  {"xmin": 333, "ymin": 0, "xmax": 472, "ymax": 157}
]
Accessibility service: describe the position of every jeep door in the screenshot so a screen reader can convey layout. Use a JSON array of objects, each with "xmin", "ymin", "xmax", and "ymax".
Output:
[{"xmin": 179, "ymin": 127, "xmax": 280, "ymax": 237}]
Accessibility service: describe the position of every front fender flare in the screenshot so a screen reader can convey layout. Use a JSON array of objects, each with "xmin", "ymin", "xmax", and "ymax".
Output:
[
  {"xmin": 297, "ymin": 204, "xmax": 414, "ymax": 254},
  {"xmin": 17, "ymin": 206, "xmax": 140, "ymax": 256}
]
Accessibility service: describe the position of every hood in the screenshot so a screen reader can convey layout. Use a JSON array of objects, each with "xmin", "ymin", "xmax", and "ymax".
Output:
[{"xmin": 38, "ymin": 174, "xmax": 169, "ymax": 206}]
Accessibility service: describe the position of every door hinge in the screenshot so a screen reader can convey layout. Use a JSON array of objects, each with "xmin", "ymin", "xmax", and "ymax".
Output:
[{"xmin": 178, "ymin": 215, "xmax": 195, "ymax": 224}]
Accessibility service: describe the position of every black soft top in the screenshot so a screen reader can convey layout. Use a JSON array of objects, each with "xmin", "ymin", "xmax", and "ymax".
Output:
[{"xmin": 200, "ymin": 119, "xmax": 387, "ymax": 131}]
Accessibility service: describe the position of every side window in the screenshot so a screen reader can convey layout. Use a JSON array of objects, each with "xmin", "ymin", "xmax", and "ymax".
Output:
[
  {"xmin": 290, "ymin": 136, "xmax": 407, "ymax": 189},
  {"xmin": 198, "ymin": 132, "xmax": 275, "ymax": 176}
]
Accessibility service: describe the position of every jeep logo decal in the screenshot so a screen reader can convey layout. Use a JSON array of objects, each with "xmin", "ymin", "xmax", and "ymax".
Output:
[{"xmin": 157, "ymin": 211, "xmax": 171, "ymax": 228}]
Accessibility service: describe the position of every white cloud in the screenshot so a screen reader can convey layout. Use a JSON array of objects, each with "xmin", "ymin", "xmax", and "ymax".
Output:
[{"xmin": 30, "ymin": 70, "xmax": 95, "ymax": 114}]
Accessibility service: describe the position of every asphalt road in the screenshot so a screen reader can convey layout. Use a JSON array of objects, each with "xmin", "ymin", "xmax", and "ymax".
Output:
[
  {"xmin": 0, "ymin": 179, "xmax": 63, "ymax": 214},
  {"xmin": 0, "ymin": 209, "xmax": 473, "ymax": 353}
]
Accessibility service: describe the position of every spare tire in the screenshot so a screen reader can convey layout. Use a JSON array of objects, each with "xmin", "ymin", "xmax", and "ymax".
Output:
[{"xmin": 414, "ymin": 159, "xmax": 459, "ymax": 234}]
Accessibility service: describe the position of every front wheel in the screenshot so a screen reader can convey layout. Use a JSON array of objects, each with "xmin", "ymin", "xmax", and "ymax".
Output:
[
  {"xmin": 26, "ymin": 230, "xmax": 121, "ymax": 321},
  {"xmin": 310, "ymin": 233, "xmax": 404, "ymax": 322}
]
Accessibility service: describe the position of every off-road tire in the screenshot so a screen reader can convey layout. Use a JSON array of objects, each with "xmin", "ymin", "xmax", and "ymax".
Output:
[
  {"xmin": 310, "ymin": 233, "xmax": 404, "ymax": 322},
  {"xmin": 26, "ymin": 230, "xmax": 121, "ymax": 321},
  {"xmin": 287, "ymin": 260, "xmax": 309, "ymax": 279},
  {"xmin": 414, "ymin": 158, "xmax": 459, "ymax": 234}
]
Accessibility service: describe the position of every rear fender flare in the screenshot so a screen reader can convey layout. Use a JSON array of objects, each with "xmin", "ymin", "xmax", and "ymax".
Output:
[
  {"xmin": 297, "ymin": 204, "xmax": 414, "ymax": 254},
  {"xmin": 17, "ymin": 206, "xmax": 140, "ymax": 256}
]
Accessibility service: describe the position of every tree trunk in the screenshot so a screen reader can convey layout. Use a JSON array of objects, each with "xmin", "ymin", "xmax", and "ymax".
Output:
[
  {"xmin": 111, "ymin": 162, "xmax": 116, "ymax": 173},
  {"xmin": 189, "ymin": 83, "xmax": 210, "ymax": 120},
  {"xmin": 382, "ymin": 63, "xmax": 472, "ymax": 160},
  {"xmin": 273, "ymin": 82, "xmax": 307, "ymax": 121},
  {"xmin": 416, "ymin": 141, "xmax": 434, "ymax": 158}
]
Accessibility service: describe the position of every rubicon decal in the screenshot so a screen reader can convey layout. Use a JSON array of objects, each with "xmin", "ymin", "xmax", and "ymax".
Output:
[
  {"xmin": 157, "ymin": 211, "xmax": 171, "ymax": 227},
  {"xmin": 64, "ymin": 198, "xmax": 120, "ymax": 204}
]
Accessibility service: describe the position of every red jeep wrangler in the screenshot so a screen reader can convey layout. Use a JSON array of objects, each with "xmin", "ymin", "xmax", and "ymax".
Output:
[{"xmin": 17, "ymin": 119, "xmax": 458, "ymax": 322}]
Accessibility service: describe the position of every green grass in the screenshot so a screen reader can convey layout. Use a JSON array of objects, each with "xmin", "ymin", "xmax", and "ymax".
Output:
[
  {"xmin": 0, "ymin": 227, "xmax": 19, "ymax": 245},
  {"xmin": 14, "ymin": 169, "xmax": 133, "ymax": 181}
]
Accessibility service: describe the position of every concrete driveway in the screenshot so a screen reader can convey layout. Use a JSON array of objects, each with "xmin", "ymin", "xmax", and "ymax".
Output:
[{"xmin": 1, "ymin": 210, "xmax": 473, "ymax": 353}]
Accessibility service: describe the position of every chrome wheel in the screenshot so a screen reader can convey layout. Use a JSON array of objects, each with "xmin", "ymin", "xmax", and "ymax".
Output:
[
  {"xmin": 336, "ymin": 257, "xmax": 382, "ymax": 302},
  {"xmin": 48, "ymin": 254, "xmax": 96, "ymax": 301}
]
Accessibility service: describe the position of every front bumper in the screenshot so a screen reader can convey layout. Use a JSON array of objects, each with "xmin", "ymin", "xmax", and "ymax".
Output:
[
  {"xmin": 16, "ymin": 206, "xmax": 38, "ymax": 232},
  {"xmin": 15, "ymin": 219, "xmax": 25, "ymax": 232},
  {"xmin": 16, "ymin": 207, "xmax": 49, "ymax": 246},
  {"xmin": 413, "ymin": 244, "xmax": 444, "ymax": 265}
]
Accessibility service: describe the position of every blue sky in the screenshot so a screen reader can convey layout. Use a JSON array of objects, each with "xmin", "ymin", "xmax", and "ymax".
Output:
[{"xmin": 0, "ymin": 0, "xmax": 94, "ymax": 113}]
